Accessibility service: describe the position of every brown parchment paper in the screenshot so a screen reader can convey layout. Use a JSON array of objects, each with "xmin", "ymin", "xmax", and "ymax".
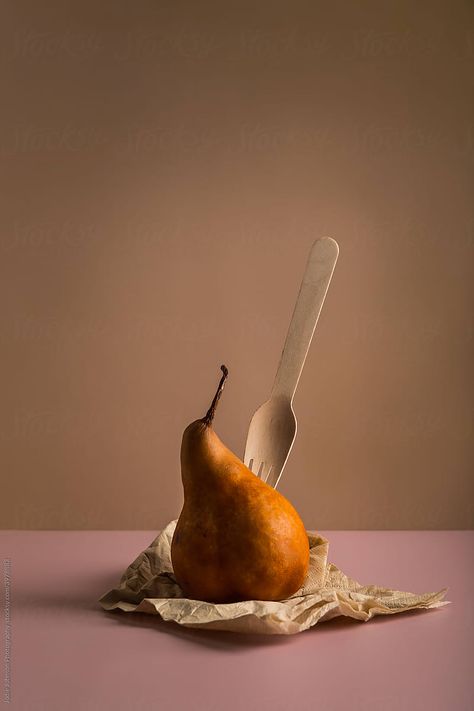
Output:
[{"xmin": 99, "ymin": 520, "xmax": 449, "ymax": 635}]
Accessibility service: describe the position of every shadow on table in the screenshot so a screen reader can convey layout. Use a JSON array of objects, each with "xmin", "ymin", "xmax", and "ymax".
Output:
[
  {"xmin": 16, "ymin": 567, "xmax": 442, "ymax": 651},
  {"xmin": 100, "ymin": 600, "xmax": 438, "ymax": 651},
  {"xmin": 14, "ymin": 570, "xmax": 123, "ymax": 616}
]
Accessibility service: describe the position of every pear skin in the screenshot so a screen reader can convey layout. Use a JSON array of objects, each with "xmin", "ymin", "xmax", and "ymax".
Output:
[{"xmin": 171, "ymin": 365, "xmax": 310, "ymax": 603}]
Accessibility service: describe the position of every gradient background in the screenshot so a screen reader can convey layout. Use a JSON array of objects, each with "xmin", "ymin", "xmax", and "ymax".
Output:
[{"xmin": 1, "ymin": 0, "xmax": 472, "ymax": 529}]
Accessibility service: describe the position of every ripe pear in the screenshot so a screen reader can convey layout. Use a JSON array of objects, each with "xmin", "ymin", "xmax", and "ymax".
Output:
[{"xmin": 171, "ymin": 365, "xmax": 310, "ymax": 603}]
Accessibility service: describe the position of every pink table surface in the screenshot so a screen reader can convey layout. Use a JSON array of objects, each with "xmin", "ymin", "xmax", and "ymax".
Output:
[{"xmin": 1, "ymin": 530, "xmax": 472, "ymax": 711}]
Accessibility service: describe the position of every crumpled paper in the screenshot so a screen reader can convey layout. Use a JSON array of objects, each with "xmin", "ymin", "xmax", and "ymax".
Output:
[{"xmin": 99, "ymin": 520, "xmax": 449, "ymax": 635}]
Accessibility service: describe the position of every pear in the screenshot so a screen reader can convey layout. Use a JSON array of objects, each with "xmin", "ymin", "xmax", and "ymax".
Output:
[{"xmin": 171, "ymin": 365, "xmax": 310, "ymax": 603}]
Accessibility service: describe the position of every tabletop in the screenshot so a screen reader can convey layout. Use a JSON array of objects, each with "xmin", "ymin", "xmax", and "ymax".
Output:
[{"xmin": 1, "ymin": 530, "xmax": 472, "ymax": 711}]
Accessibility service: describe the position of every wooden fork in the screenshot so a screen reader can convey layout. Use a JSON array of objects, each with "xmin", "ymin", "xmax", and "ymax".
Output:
[{"xmin": 244, "ymin": 237, "xmax": 339, "ymax": 489}]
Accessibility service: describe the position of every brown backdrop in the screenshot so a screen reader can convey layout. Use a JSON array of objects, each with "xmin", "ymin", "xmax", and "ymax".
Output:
[{"xmin": 1, "ymin": 1, "xmax": 472, "ymax": 529}]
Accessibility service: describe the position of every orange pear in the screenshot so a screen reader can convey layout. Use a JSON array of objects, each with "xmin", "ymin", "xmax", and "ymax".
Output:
[{"xmin": 171, "ymin": 365, "xmax": 309, "ymax": 603}]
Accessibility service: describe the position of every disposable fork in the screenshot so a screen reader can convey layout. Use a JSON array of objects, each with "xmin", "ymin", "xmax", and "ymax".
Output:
[{"xmin": 243, "ymin": 237, "xmax": 339, "ymax": 489}]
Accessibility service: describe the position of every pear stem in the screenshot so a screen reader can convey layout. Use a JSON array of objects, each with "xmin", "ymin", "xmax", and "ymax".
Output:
[{"xmin": 203, "ymin": 365, "xmax": 229, "ymax": 426}]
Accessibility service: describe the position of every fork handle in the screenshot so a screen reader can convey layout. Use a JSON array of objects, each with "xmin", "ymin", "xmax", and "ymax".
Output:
[{"xmin": 271, "ymin": 237, "xmax": 339, "ymax": 402}]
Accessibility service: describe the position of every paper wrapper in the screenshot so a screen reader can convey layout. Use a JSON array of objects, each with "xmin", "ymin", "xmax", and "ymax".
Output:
[{"xmin": 99, "ymin": 520, "xmax": 449, "ymax": 635}]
